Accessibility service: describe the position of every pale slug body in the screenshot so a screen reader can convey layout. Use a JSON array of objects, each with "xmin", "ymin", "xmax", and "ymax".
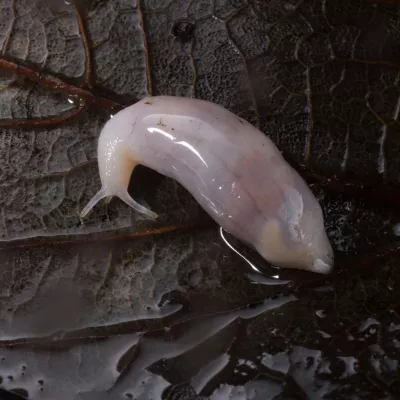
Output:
[{"xmin": 81, "ymin": 96, "xmax": 334, "ymax": 274}]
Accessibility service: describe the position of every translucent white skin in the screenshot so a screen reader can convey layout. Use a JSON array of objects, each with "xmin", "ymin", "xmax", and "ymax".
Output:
[{"xmin": 81, "ymin": 96, "xmax": 334, "ymax": 273}]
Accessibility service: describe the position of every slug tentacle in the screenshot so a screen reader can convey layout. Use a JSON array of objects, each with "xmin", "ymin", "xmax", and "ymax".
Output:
[
  {"xmin": 117, "ymin": 189, "xmax": 158, "ymax": 219},
  {"xmin": 80, "ymin": 187, "xmax": 158, "ymax": 220},
  {"xmin": 80, "ymin": 187, "xmax": 109, "ymax": 218}
]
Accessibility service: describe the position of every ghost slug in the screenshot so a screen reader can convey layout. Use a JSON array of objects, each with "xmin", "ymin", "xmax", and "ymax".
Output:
[{"xmin": 81, "ymin": 96, "xmax": 334, "ymax": 274}]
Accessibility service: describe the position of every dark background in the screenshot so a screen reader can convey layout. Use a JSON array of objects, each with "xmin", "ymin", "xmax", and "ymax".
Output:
[{"xmin": 0, "ymin": 0, "xmax": 399, "ymax": 399}]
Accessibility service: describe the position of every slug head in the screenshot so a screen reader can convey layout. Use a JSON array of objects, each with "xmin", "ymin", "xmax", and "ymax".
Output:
[
  {"xmin": 256, "ymin": 187, "xmax": 334, "ymax": 274},
  {"xmin": 80, "ymin": 124, "xmax": 158, "ymax": 220}
]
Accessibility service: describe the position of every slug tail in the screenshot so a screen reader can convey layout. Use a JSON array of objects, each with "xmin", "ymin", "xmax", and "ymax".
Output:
[
  {"xmin": 80, "ymin": 187, "xmax": 109, "ymax": 218},
  {"xmin": 117, "ymin": 189, "xmax": 158, "ymax": 220}
]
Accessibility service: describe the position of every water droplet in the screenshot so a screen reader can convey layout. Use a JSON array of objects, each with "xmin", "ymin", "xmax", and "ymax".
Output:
[
  {"xmin": 393, "ymin": 223, "xmax": 400, "ymax": 236},
  {"xmin": 387, "ymin": 278, "xmax": 395, "ymax": 291},
  {"xmin": 317, "ymin": 330, "xmax": 331, "ymax": 339}
]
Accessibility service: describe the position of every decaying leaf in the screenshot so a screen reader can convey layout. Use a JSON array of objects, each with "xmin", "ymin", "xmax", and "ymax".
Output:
[{"xmin": 0, "ymin": 0, "xmax": 400, "ymax": 399}]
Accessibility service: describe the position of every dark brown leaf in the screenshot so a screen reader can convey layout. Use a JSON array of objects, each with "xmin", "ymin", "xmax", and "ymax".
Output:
[{"xmin": 1, "ymin": 0, "xmax": 400, "ymax": 399}]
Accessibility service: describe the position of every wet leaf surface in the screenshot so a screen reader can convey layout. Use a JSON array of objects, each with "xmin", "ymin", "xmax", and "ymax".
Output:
[{"xmin": 1, "ymin": 0, "xmax": 400, "ymax": 399}]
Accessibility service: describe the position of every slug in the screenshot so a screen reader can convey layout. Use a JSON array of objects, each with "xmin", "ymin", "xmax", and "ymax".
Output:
[{"xmin": 80, "ymin": 96, "xmax": 334, "ymax": 274}]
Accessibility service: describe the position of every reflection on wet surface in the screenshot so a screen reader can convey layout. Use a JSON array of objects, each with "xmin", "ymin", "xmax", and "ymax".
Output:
[{"xmin": 1, "ymin": 209, "xmax": 400, "ymax": 399}]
